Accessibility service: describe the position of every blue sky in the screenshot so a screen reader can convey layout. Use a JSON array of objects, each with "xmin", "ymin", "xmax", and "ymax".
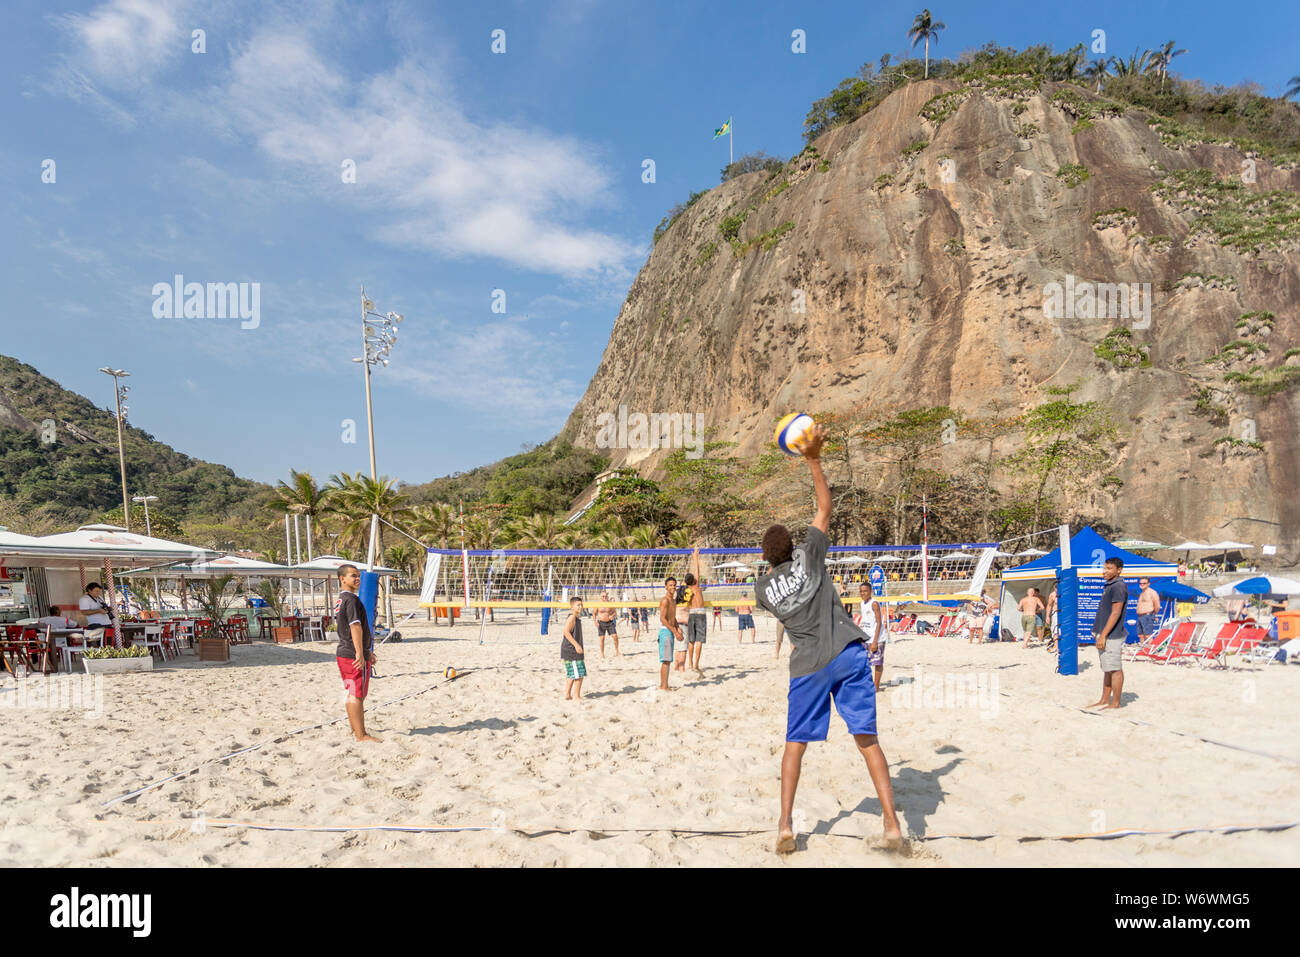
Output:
[{"xmin": 4, "ymin": 0, "xmax": 1297, "ymax": 489}]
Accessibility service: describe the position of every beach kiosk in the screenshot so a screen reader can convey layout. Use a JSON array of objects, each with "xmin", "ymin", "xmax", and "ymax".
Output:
[{"xmin": 1000, "ymin": 527, "xmax": 1177, "ymax": 676}]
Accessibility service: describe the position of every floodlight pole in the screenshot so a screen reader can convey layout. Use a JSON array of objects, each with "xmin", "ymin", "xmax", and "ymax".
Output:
[
  {"xmin": 100, "ymin": 368, "xmax": 132, "ymax": 530},
  {"xmin": 133, "ymin": 494, "xmax": 161, "ymax": 611}
]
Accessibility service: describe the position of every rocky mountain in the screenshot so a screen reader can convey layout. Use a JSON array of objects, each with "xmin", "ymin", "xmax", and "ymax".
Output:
[{"xmin": 563, "ymin": 75, "xmax": 1300, "ymax": 556}]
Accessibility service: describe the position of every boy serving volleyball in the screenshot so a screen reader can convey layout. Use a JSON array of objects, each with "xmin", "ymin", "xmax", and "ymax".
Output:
[{"xmin": 754, "ymin": 423, "xmax": 902, "ymax": 854}]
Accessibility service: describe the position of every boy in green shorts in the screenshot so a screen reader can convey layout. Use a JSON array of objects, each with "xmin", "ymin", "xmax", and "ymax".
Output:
[{"xmin": 562, "ymin": 597, "xmax": 586, "ymax": 699}]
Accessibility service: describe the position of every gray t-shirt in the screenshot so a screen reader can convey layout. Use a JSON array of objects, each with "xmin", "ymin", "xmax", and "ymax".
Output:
[{"xmin": 755, "ymin": 527, "xmax": 865, "ymax": 677}]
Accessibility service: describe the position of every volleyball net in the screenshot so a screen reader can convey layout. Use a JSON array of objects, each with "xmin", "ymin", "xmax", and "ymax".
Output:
[{"xmin": 417, "ymin": 541, "xmax": 1012, "ymax": 611}]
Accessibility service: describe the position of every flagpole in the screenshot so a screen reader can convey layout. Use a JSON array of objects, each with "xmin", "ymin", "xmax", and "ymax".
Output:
[{"xmin": 729, "ymin": 116, "xmax": 733, "ymax": 165}]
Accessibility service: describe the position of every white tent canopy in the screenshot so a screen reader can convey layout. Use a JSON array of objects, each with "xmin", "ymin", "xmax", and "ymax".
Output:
[
  {"xmin": 118, "ymin": 554, "xmax": 295, "ymax": 579},
  {"xmin": 1165, "ymin": 541, "xmax": 1210, "ymax": 550},
  {"xmin": 0, "ymin": 524, "xmax": 215, "ymax": 568},
  {"xmin": 1207, "ymin": 540, "xmax": 1253, "ymax": 550}
]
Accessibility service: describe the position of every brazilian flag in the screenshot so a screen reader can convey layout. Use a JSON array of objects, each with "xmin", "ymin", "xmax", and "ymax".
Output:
[{"xmin": 714, "ymin": 118, "xmax": 731, "ymax": 138}]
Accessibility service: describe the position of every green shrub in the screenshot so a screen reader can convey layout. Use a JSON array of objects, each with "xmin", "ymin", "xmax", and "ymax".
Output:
[
  {"xmin": 1153, "ymin": 168, "xmax": 1300, "ymax": 253},
  {"xmin": 719, "ymin": 211, "xmax": 749, "ymax": 242},
  {"xmin": 874, "ymin": 173, "xmax": 894, "ymax": 189},
  {"xmin": 1056, "ymin": 163, "xmax": 1090, "ymax": 188},
  {"xmin": 82, "ymin": 645, "xmax": 152, "ymax": 659},
  {"xmin": 902, "ymin": 139, "xmax": 929, "ymax": 157},
  {"xmin": 1094, "ymin": 327, "xmax": 1150, "ymax": 369}
]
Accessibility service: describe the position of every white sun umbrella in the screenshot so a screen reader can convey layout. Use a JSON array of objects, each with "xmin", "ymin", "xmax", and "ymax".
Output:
[
  {"xmin": 873, "ymin": 554, "xmax": 903, "ymax": 562},
  {"xmin": 936, "ymin": 551, "xmax": 972, "ymax": 560},
  {"xmin": 1115, "ymin": 539, "xmax": 1168, "ymax": 551},
  {"xmin": 835, "ymin": 556, "xmax": 870, "ymax": 564},
  {"xmin": 287, "ymin": 555, "xmax": 400, "ymax": 577},
  {"xmin": 1165, "ymin": 541, "xmax": 1210, "ymax": 551},
  {"xmin": 712, "ymin": 561, "xmax": 752, "ymax": 569},
  {"xmin": 1015, "ymin": 548, "xmax": 1048, "ymax": 557}
]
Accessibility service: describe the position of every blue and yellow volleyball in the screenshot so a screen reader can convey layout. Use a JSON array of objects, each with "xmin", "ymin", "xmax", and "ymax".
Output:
[
  {"xmin": 444, "ymin": 667, "xmax": 457, "ymax": 679},
  {"xmin": 775, "ymin": 413, "xmax": 815, "ymax": 456}
]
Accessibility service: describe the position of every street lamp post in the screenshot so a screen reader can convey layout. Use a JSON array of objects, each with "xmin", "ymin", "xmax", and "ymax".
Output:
[
  {"xmin": 352, "ymin": 285, "xmax": 403, "ymax": 623},
  {"xmin": 99, "ymin": 368, "xmax": 132, "ymax": 530},
  {"xmin": 133, "ymin": 494, "xmax": 162, "ymax": 611}
]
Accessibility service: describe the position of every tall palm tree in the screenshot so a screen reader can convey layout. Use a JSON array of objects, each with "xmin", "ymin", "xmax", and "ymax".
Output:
[
  {"xmin": 268, "ymin": 470, "xmax": 331, "ymax": 555},
  {"xmin": 1083, "ymin": 58, "xmax": 1109, "ymax": 94},
  {"xmin": 1153, "ymin": 41, "xmax": 1187, "ymax": 91},
  {"xmin": 667, "ymin": 527, "xmax": 693, "ymax": 548},
  {"xmin": 907, "ymin": 9, "xmax": 946, "ymax": 79},
  {"xmin": 1287, "ymin": 74, "xmax": 1300, "ymax": 99},
  {"xmin": 327, "ymin": 472, "xmax": 412, "ymax": 622}
]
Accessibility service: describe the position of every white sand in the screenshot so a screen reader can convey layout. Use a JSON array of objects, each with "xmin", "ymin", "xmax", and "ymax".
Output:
[{"xmin": 1, "ymin": 605, "xmax": 1297, "ymax": 867}]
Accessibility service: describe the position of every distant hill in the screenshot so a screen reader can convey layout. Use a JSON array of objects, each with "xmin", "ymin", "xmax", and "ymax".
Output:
[{"xmin": 0, "ymin": 355, "xmax": 273, "ymax": 535}]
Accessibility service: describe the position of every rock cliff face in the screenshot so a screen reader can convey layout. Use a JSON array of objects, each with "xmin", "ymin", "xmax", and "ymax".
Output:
[{"xmin": 564, "ymin": 78, "xmax": 1299, "ymax": 554}]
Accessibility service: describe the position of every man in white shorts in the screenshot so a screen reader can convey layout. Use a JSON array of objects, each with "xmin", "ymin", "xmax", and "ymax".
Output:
[{"xmin": 854, "ymin": 582, "xmax": 886, "ymax": 687}]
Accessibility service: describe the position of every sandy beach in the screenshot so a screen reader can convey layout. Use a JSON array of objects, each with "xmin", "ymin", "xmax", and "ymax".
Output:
[{"xmin": 1, "ymin": 603, "xmax": 1297, "ymax": 867}]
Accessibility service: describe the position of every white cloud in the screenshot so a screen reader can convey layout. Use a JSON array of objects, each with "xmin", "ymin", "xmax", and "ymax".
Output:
[
  {"xmin": 205, "ymin": 42, "xmax": 635, "ymax": 277},
  {"xmin": 47, "ymin": 5, "xmax": 638, "ymax": 279},
  {"xmin": 56, "ymin": 0, "xmax": 188, "ymax": 86}
]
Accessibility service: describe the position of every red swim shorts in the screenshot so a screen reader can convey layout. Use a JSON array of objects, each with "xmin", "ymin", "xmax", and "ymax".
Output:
[{"xmin": 336, "ymin": 656, "xmax": 370, "ymax": 700}]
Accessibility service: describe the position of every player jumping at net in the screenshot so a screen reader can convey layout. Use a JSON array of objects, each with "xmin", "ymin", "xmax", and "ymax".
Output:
[{"xmin": 755, "ymin": 423, "xmax": 902, "ymax": 854}]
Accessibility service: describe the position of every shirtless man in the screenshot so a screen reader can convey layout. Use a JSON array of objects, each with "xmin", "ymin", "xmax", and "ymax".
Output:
[
  {"xmin": 685, "ymin": 548, "xmax": 707, "ymax": 675},
  {"xmin": 594, "ymin": 591, "xmax": 620, "ymax": 657},
  {"xmin": 1135, "ymin": 578, "xmax": 1160, "ymax": 644},
  {"xmin": 1018, "ymin": 588, "xmax": 1044, "ymax": 646},
  {"xmin": 658, "ymin": 576, "xmax": 684, "ymax": 691},
  {"xmin": 737, "ymin": 592, "xmax": 756, "ymax": 644}
]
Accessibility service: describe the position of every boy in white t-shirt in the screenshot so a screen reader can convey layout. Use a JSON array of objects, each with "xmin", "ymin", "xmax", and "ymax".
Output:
[{"xmin": 854, "ymin": 582, "xmax": 886, "ymax": 687}]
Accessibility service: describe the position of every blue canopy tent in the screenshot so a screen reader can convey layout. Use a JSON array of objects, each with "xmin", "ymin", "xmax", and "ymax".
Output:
[
  {"xmin": 1149, "ymin": 578, "xmax": 1210, "ymax": 627},
  {"xmin": 1000, "ymin": 527, "xmax": 1177, "ymax": 676}
]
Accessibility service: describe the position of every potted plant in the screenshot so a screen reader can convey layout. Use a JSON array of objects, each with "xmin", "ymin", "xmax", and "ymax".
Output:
[
  {"xmin": 194, "ymin": 574, "xmax": 236, "ymax": 662},
  {"xmin": 254, "ymin": 578, "xmax": 292, "ymax": 642},
  {"xmin": 82, "ymin": 645, "xmax": 154, "ymax": 674}
]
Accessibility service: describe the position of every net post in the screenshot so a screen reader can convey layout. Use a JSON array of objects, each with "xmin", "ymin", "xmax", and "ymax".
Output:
[{"xmin": 1059, "ymin": 524, "xmax": 1071, "ymax": 569}]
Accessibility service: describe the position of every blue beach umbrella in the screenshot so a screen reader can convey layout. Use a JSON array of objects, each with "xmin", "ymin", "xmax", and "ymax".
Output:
[{"xmin": 1212, "ymin": 576, "xmax": 1300, "ymax": 598}]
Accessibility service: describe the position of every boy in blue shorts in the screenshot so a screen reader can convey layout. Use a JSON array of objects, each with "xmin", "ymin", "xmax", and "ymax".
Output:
[
  {"xmin": 755, "ymin": 423, "xmax": 902, "ymax": 854},
  {"xmin": 657, "ymin": 576, "xmax": 682, "ymax": 691}
]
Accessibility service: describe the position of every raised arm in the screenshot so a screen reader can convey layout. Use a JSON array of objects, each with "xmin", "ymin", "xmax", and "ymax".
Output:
[{"xmin": 802, "ymin": 424, "xmax": 831, "ymax": 533}]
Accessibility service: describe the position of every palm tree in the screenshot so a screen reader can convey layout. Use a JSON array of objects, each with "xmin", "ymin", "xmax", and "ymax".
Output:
[
  {"xmin": 327, "ymin": 472, "xmax": 412, "ymax": 622},
  {"xmin": 907, "ymin": 9, "xmax": 946, "ymax": 79},
  {"xmin": 1109, "ymin": 49, "xmax": 1154, "ymax": 78},
  {"xmin": 1153, "ymin": 41, "xmax": 1187, "ymax": 91},
  {"xmin": 410, "ymin": 503, "xmax": 458, "ymax": 549},
  {"xmin": 269, "ymin": 470, "xmax": 331, "ymax": 554},
  {"xmin": 1287, "ymin": 74, "xmax": 1300, "ymax": 99},
  {"xmin": 515, "ymin": 513, "xmax": 562, "ymax": 550},
  {"xmin": 667, "ymin": 527, "xmax": 693, "ymax": 548},
  {"xmin": 1083, "ymin": 58, "xmax": 1109, "ymax": 94}
]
